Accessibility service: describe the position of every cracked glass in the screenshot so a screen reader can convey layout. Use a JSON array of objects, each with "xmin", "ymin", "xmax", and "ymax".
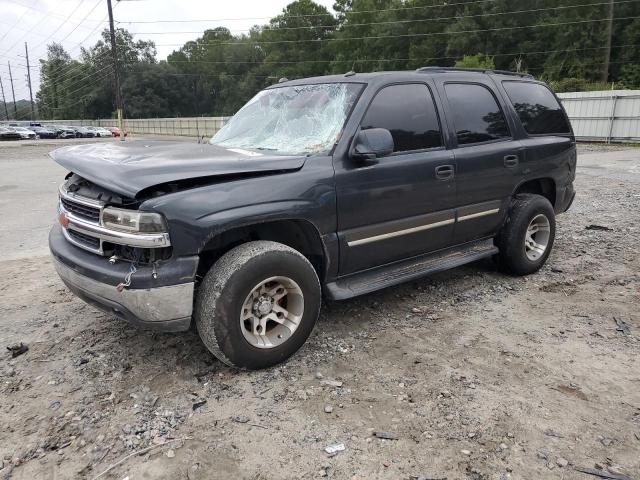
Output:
[{"xmin": 210, "ymin": 83, "xmax": 363, "ymax": 156}]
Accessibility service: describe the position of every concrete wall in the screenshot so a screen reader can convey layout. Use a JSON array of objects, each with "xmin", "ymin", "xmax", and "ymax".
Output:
[{"xmin": 39, "ymin": 117, "xmax": 231, "ymax": 138}]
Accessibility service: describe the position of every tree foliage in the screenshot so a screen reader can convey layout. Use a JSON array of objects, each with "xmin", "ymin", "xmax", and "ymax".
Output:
[
  {"xmin": 34, "ymin": 0, "xmax": 640, "ymax": 119},
  {"xmin": 455, "ymin": 54, "xmax": 495, "ymax": 69}
]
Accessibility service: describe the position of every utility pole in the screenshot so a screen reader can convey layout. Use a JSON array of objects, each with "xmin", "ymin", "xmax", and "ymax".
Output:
[
  {"xmin": 602, "ymin": 0, "xmax": 614, "ymax": 82},
  {"xmin": 107, "ymin": 0, "xmax": 125, "ymax": 141},
  {"xmin": 24, "ymin": 42, "xmax": 35, "ymax": 120},
  {"xmin": 7, "ymin": 62, "xmax": 17, "ymax": 120},
  {"xmin": 0, "ymin": 77, "xmax": 9, "ymax": 120}
]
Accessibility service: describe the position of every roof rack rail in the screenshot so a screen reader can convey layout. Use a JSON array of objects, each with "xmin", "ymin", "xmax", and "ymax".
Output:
[{"xmin": 415, "ymin": 66, "xmax": 533, "ymax": 78}]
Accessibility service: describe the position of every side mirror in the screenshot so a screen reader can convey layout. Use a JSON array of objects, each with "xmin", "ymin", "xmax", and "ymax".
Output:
[{"xmin": 352, "ymin": 128, "xmax": 394, "ymax": 160}]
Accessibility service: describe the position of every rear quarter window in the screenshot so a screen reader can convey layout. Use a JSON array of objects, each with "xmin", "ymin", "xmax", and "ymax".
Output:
[{"xmin": 502, "ymin": 81, "xmax": 571, "ymax": 135}]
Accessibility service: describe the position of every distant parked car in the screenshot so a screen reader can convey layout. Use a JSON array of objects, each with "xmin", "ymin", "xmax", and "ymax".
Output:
[
  {"xmin": 12, "ymin": 126, "xmax": 37, "ymax": 139},
  {"xmin": 67, "ymin": 126, "xmax": 83, "ymax": 138},
  {"xmin": 87, "ymin": 126, "xmax": 112, "ymax": 138},
  {"xmin": 96, "ymin": 127, "xmax": 113, "ymax": 137},
  {"xmin": 0, "ymin": 127, "xmax": 22, "ymax": 140},
  {"xmin": 57, "ymin": 126, "xmax": 77, "ymax": 139},
  {"xmin": 107, "ymin": 126, "xmax": 128, "ymax": 137},
  {"xmin": 76, "ymin": 126, "xmax": 95, "ymax": 138},
  {"xmin": 32, "ymin": 126, "xmax": 58, "ymax": 139}
]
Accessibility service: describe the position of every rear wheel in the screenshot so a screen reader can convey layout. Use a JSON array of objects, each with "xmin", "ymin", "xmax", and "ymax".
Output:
[
  {"xmin": 495, "ymin": 194, "xmax": 556, "ymax": 275},
  {"xmin": 195, "ymin": 241, "xmax": 321, "ymax": 369}
]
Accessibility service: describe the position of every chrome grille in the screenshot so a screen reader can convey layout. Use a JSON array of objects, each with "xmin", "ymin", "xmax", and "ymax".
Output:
[
  {"xmin": 58, "ymin": 183, "xmax": 171, "ymax": 256},
  {"xmin": 60, "ymin": 197, "xmax": 100, "ymax": 222}
]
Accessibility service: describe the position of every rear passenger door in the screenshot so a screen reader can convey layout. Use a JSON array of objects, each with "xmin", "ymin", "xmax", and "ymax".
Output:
[{"xmin": 437, "ymin": 80, "xmax": 524, "ymax": 245}]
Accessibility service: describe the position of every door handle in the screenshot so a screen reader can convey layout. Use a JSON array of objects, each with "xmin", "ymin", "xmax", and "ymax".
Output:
[
  {"xmin": 435, "ymin": 164, "xmax": 455, "ymax": 180},
  {"xmin": 504, "ymin": 154, "xmax": 519, "ymax": 168}
]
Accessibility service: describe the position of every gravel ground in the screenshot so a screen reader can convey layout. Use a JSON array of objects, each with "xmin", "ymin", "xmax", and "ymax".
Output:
[{"xmin": 0, "ymin": 142, "xmax": 639, "ymax": 480}]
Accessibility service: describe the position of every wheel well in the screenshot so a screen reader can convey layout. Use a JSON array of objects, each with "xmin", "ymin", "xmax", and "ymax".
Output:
[
  {"xmin": 514, "ymin": 178, "xmax": 556, "ymax": 207},
  {"xmin": 197, "ymin": 220, "xmax": 326, "ymax": 282}
]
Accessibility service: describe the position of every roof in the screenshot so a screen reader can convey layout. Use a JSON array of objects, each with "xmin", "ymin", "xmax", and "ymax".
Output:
[{"xmin": 269, "ymin": 67, "xmax": 535, "ymax": 88}]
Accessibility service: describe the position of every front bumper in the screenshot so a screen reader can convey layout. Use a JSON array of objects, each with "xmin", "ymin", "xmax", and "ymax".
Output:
[{"xmin": 49, "ymin": 224, "xmax": 197, "ymax": 331}]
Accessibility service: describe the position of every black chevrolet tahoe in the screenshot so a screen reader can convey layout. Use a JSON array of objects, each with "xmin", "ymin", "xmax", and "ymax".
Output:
[{"xmin": 49, "ymin": 68, "xmax": 576, "ymax": 369}]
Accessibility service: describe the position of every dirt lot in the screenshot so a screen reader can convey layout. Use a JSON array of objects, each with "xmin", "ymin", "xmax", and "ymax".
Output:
[{"xmin": 0, "ymin": 141, "xmax": 639, "ymax": 480}]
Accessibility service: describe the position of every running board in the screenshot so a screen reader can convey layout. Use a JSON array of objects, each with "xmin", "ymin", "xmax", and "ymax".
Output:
[{"xmin": 325, "ymin": 239, "xmax": 498, "ymax": 300}]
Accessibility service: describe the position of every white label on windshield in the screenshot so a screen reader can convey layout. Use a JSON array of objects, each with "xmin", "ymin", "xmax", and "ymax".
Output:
[{"xmin": 227, "ymin": 148, "xmax": 263, "ymax": 157}]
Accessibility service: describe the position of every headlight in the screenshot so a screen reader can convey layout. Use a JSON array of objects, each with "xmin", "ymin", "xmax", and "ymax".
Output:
[{"xmin": 102, "ymin": 207, "xmax": 168, "ymax": 234}]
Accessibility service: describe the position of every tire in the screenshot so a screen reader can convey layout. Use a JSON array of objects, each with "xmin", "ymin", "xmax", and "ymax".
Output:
[
  {"xmin": 495, "ymin": 193, "xmax": 556, "ymax": 276},
  {"xmin": 195, "ymin": 241, "xmax": 321, "ymax": 369}
]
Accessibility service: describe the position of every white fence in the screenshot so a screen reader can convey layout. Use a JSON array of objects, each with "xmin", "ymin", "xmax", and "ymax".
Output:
[
  {"xmin": 557, "ymin": 90, "xmax": 640, "ymax": 143},
  {"xmin": 35, "ymin": 90, "xmax": 640, "ymax": 143}
]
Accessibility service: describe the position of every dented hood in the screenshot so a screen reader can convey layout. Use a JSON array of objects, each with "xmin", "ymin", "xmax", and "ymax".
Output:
[{"xmin": 50, "ymin": 140, "xmax": 307, "ymax": 198}]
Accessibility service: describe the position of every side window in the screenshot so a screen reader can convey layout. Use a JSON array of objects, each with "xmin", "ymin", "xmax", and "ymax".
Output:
[
  {"xmin": 444, "ymin": 83, "xmax": 510, "ymax": 145},
  {"xmin": 361, "ymin": 83, "xmax": 442, "ymax": 152},
  {"xmin": 503, "ymin": 81, "xmax": 571, "ymax": 135}
]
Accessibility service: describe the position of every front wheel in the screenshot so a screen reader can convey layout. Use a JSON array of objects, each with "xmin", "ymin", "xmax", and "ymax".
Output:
[
  {"xmin": 495, "ymin": 194, "xmax": 556, "ymax": 275},
  {"xmin": 195, "ymin": 241, "xmax": 321, "ymax": 369}
]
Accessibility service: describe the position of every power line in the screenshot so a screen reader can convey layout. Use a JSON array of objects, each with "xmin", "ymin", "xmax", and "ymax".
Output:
[
  {"xmin": 149, "ymin": 16, "xmax": 640, "ymax": 47},
  {"xmin": 4, "ymin": 0, "xmax": 104, "ymax": 25},
  {"xmin": 19, "ymin": 56, "xmax": 632, "ymax": 120},
  {"xmin": 36, "ymin": 69, "xmax": 114, "ymax": 111},
  {"xmin": 117, "ymin": 0, "xmax": 498, "ymax": 24},
  {"xmin": 159, "ymin": 43, "xmax": 639, "ymax": 66},
  {"xmin": 1, "ymin": 3, "xmax": 93, "ymax": 57},
  {"xmin": 6, "ymin": 3, "xmax": 634, "ymax": 85},
  {"xmin": 57, "ymin": 0, "xmax": 104, "ymax": 46},
  {"xmin": 29, "ymin": 0, "xmax": 86, "ymax": 54},
  {"xmin": 34, "ymin": 43, "xmax": 639, "ymax": 87},
  {"xmin": 129, "ymin": 0, "xmax": 639, "ymax": 36},
  {"xmin": 3, "ymin": 3, "xmax": 116, "ymax": 95},
  {"xmin": 0, "ymin": 0, "xmax": 33, "ymax": 43},
  {"xmin": 31, "ymin": 40, "xmax": 631, "ymax": 100}
]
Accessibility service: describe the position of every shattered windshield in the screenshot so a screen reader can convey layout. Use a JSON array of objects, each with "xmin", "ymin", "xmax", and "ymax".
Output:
[{"xmin": 210, "ymin": 83, "xmax": 363, "ymax": 156}]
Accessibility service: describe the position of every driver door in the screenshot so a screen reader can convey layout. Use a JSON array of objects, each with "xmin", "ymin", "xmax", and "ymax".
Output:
[{"xmin": 334, "ymin": 82, "xmax": 457, "ymax": 275}]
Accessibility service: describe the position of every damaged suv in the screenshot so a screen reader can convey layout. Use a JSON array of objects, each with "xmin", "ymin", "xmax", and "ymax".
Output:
[{"xmin": 49, "ymin": 68, "xmax": 576, "ymax": 369}]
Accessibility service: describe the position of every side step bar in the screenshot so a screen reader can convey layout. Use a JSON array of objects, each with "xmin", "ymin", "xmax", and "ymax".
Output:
[{"xmin": 325, "ymin": 239, "xmax": 498, "ymax": 300}]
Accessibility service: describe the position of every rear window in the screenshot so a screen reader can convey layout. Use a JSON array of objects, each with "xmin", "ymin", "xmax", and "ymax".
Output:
[{"xmin": 503, "ymin": 81, "xmax": 571, "ymax": 135}]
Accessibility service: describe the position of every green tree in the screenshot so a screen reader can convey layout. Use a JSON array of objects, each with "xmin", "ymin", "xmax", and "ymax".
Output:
[{"xmin": 455, "ymin": 54, "xmax": 495, "ymax": 69}]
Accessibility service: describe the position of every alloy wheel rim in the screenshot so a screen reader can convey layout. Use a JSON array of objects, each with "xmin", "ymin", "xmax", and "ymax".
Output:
[
  {"xmin": 524, "ymin": 213, "xmax": 551, "ymax": 261},
  {"xmin": 240, "ymin": 276, "xmax": 304, "ymax": 349}
]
